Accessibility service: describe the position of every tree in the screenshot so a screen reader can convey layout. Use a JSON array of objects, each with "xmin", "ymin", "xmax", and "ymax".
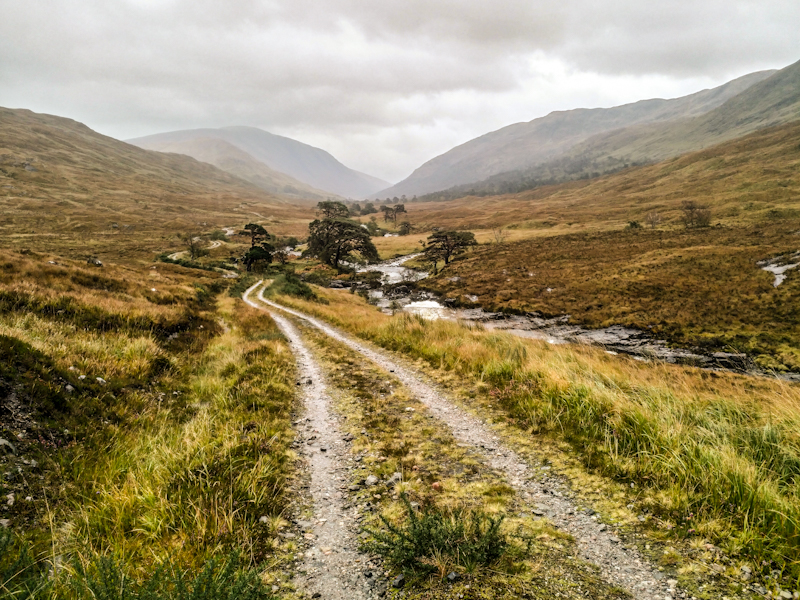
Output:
[
  {"xmin": 182, "ymin": 233, "xmax": 206, "ymax": 259},
  {"xmin": 392, "ymin": 204, "xmax": 406, "ymax": 223},
  {"xmin": 350, "ymin": 203, "xmax": 362, "ymax": 216},
  {"xmin": 381, "ymin": 205, "xmax": 394, "ymax": 223},
  {"xmin": 424, "ymin": 230, "xmax": 477, "ymax": 267},
  {"xmin": 398, "ymin": 221, "xmax": 413, "ymax": 235},
  {"xmin": 243, "ymin": 242, "xmax": 275, "ymax": 272},
  {"xmin": 680, "ymin": 201, "xmax": 711, "ymax": 228},
  {"xmin": 316, "ymin": 200, "xmax": 350, "ymax": 219},
  {"xmin": 492, "ymin": 227, "xmax": 508, "ymax": 243},
  {"xmin": 361, "ymin": 202, "xmax": 377, "ymax": 215},
  {"xmin": 241, "ymin": 223, "xmax": 269, "ymax": 248},
  {"xmin": 645, "ymin": 212, "xmax": 662, "ymax": 229},
  {"xmin": 305, "ymin": 217, "xmax": 379, "ymax": 269}
]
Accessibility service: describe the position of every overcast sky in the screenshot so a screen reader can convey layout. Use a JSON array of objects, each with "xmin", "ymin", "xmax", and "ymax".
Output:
[{"xmin": 1, "ymin": 0, "xmax": 799, "ymax": 183}]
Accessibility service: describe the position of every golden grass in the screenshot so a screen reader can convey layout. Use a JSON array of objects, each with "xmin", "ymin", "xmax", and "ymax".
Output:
[{"xmin": 275, "ymin": 287, "xmax": 800, "ymax": 581}]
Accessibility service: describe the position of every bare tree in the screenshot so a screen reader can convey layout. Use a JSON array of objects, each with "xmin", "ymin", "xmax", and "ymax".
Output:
[
  {"xmin": 492, "ymin": 227, "xmax": 509, "ymax": 243},
  {"xmin": 645, "ymin": 212, "xmax": 661, "ymax": 229},
  {"xmin": 680, "ymin": 201, "xmax": 712, "ymax": 228}
]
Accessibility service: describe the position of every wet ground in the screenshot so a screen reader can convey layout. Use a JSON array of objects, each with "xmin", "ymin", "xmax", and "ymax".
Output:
[{"xmin": 356, "ymin": 254, "xmax": 800, "ymax": 382}]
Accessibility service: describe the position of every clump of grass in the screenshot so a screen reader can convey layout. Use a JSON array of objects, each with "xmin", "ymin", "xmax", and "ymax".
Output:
[
  {"xmin": 264, "ymin": 273, "xmax": 320, "ymax": 302},
  {"xmin": 73, "ymin": 552, "xmax": 273, "ymax": 600},
  {"xmin": 363, "ymin": 494, "xmax": 508, "ymax": 575},
  {"xmin": 0, "ymin": 529, "xmax": 51, "ymax": 599}
]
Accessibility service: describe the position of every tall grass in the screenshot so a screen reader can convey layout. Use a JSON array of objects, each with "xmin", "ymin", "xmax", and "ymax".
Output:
[{"xmin": 277, "ymin": 289, "xmax": 800, "ymax": 581}]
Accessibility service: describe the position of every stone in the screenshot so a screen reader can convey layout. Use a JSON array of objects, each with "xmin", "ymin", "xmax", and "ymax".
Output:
[
  {"xmin": 386, "ymin": 472, "xmax": 402, "ymax": 487},
  {"xmin": 65, "ymin": 384, "xmax": 75, "ymax": 394},
  {"xmin": 259, "ymin": 516, "xmax": 269, "ymax": 524},
  {"xmin": 96, "ymin": 377, "xmax": 107, "ymax": 385},
  {"xmin": 0, "ymin": 439, "xmax": 16, "ymax": 456},
  {"xmin": 365, "ymin": 475, "xmax": 379, "ymax": 486},
  {"xmin": 392, "ymin": 574, "xmax": 405, "ymax": 589},
  {"xmin": 431, "ymin": 481, "xmax": 443, "ymax": 492},
  {"xmin": 447, "ymin": 572, "xmax": 460, "ymax": 582}
]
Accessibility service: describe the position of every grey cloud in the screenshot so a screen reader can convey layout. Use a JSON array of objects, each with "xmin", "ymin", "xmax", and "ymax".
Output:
[{"xmin": 0, "ymin": 0, "xmax": 798, "ymax": 181}]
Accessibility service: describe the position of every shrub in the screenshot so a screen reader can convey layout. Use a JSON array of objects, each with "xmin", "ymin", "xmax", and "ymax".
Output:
[{"xmin": 363, "ymin": 494, "xmax": 508, "ymax": 574}]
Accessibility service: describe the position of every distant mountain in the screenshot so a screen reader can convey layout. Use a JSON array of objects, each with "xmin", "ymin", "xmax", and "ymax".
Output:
[
  {"xmin": 129, "ymin": 127, "xmax": 389, "ymax": 199},
  {"xmin": 0, "ymin": 107, "xmax": 309, "ymax": 250},
  {"xmin": 376, "ymin": 69, "xmax": 777, "ymax": 199},
  {"xmin": 137, "ymin": 136, "xmax": 339, "ymax": 200},
  {"xmin": 421, "ymin": 59, "xmax": 800, "ymax": 201}
]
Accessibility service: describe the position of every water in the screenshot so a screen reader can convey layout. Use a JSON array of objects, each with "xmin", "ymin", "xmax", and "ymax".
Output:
[
  {"xmin": 758, "ymin": 252, "xmax": 800, "ymax": 287},
  {"xmin": 345, "ymin": 253, "xmax": 799, "ymax": 380},
  {"xmin": 358, "ymin": 254, "xmax": 428, "ymax": 285}
]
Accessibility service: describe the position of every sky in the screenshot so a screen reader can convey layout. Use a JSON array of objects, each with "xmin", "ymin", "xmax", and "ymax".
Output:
[{"xmin": 1, "ymin": 0, "xmax": 799, "ymax": 184}]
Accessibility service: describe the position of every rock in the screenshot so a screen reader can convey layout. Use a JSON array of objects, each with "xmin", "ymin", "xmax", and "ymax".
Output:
[
  {"xmin": 447, "ymin": 572, "xmax": 460, "ymax": 582},
  {"xmin": 365, "ymin": 475, "xmax": 379, "ymax": 486},
  {"xmin": 259, "ymin": 516, "xmax": 269, "ymax": 524},
  {"xmin": 392, "ymin": 574, "xmax": 405, "ymax": 589},
  {"xmin": 780, "ymin": 591, "xmax": 792, "ymax": 599},
  {"xmin": 96, "ymin": 377, "xmax": 107, "ymax": 385},
  {"xmin": 349, "ymin": 485, "xmax": 361, "ymax": 491},
  {"xmin": 65, "ymin": 384, "xmax": 75, "ymax": 394},
  {"xmin": 6, "ymin": 493, "xmax": 14, "ymax": 507},
  {"xmin": 386, "ymin": 472, "xmax": 402, "ymax": 488},
  {"xmin": 0, "ymin": 439, "xmax": 16, "ymax": 456},
  {"xmin": 296, "ymin": 520, "xmax": 314, "ymax": 529},
  {"xmin": 431, "ymin": 481, "xmax": 443, "ymax": 492}
]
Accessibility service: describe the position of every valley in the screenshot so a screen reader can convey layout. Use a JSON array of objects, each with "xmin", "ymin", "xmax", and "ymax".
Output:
[{"xmin": 2, "ymin": 56, "xmax": 800, "ymax": 600}]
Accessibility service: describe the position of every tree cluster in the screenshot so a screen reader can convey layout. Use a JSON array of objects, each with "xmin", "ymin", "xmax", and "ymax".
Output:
[
  {"xmin": 423, "ymin": 230, "xmax": 477, "ymax": 270},
  {"xmin": 240, "ymin": 223, "xmax": 275, "ymax": 272},
  {"xmin": 680, "ymin": 201, "xmax": 712, "ymax": 228},
  {"xmin": 305, "ymin": 201, "xmax": 379, "ymax": 269},
  {"xmin": 381, "ymin": 204, "xmax": 407, "ymax": 223}
]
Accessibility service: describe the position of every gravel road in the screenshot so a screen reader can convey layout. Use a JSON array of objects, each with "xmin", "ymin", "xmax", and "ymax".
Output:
[
  {"xmin": 244, "ymin": 283, "xmax": 377, "ymax": 600},
  {"xmin": 250, "ymin": 286, "xmax": 690, "ymax": 600}
]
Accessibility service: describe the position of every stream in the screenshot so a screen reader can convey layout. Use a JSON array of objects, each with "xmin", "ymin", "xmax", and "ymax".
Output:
[{"xmin": 352, "ymin": 254, "xmax": 799, "ymax": 381}]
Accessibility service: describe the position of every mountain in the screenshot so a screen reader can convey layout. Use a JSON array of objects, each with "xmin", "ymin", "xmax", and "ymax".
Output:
[
  {"xmin": 138, "ymin": 136, "xmax": 340, "ymax": 200},
  {"xmin": 376, "ymin": 69, "xmax": 777, "ymax": 199},
  {"xmin": 0, "ymin": 107, "xmax": 311, "ymax": 258},
  {"xmin": 129, "ymin": 126, "xmax": 389, "ymax": 199}
]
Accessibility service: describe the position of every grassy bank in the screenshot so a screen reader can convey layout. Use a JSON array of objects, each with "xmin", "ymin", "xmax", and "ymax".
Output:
[
  {"xmin": 275, "ymin": 288, "xmax": 800, "ymax": 587},
  {"xmin": 0, "ymin": 251, "xmax": 298, "ymax": 596}
]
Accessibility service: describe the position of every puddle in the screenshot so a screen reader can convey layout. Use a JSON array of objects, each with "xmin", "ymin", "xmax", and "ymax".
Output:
[{"xmin": 758, "ymin": 252, "xmax": 800, "ymax": 287}]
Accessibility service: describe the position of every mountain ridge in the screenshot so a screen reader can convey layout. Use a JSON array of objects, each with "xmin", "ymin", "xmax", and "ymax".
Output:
[
  {"xmin": 129, "ymin": 126, "xmax": 389, "ymax": 199},
  {"xmin": 375, "ymin": 68, "xmax": 778, "ymax": 199}
]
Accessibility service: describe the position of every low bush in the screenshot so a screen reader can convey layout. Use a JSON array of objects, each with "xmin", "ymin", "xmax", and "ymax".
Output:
[{"xmin": 363, "ymin": 494, "xmax": 509, "ymax": 575}]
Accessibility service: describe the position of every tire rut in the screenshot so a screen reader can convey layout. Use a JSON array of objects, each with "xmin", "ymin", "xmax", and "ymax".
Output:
[
  {"xmin": 243, "ymin": 283, "xmax": 376, "ymax": 600},
  {"xmin": 254, "ymin": 289, "xmax": 685, "ymax": 600}
]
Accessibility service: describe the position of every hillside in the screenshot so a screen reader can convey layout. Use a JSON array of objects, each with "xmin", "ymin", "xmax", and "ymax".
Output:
[
  {"xmin": 408, "ymin": 120, "xmax": 800, "ymax": 371},
  {"xmin": 130, "ymin": 126, "xmax": 389, "ymax": 199},
  {"xmin": 142, "ymin": 136, "xmax": 339, "ymax": 200},
  {"xmin": 0, "ymin": 108, "xmax": 312, "ymax": 260},
  {"xmin": 376, "ymin": 69, "xmax": 775, "ymax": 198}
]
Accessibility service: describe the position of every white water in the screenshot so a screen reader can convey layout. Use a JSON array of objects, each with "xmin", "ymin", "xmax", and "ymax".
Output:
[{"xmin": 758, "ymin": 252, "xmax": 800, "ymax": 287}]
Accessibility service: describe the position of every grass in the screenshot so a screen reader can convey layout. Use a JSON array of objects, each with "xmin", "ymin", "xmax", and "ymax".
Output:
[
  {"xmin": 0, "ymin": 250, "xmax": 298, "ymax": 597},
  {"xmin": 363, "ymin": 494, "xmax": 509, "ymax": 575},
  {"xmin": 275, "ymin": 288, "xmax": 800, "ymax": 590},
  {"xmin": 422, "ymin": 221, "xmax": 800, "ymax": 371}
]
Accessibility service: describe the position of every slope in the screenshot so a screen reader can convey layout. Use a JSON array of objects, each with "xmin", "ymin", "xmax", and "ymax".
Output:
[
  {"xmin": 129, "ymin": 126, "xmax": 389, "ymax": 199},
  {"xmin": 144, "ymin": 136, "xmax": 340, "ymax": 200},
  {"xmin": 0, "ymin": 108, "xmax": 312, "ymax": 260},
  {"xmin": 376, "ymin": 69, "xmax": 775, "ymax": 198},
  {"xmin": 408, "ymin": 120, "xmax": 800, "ymax": 371}
]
